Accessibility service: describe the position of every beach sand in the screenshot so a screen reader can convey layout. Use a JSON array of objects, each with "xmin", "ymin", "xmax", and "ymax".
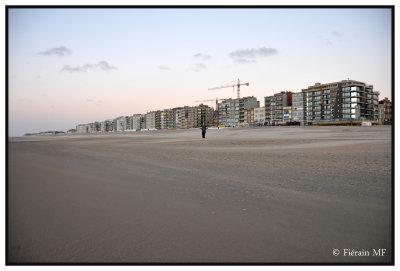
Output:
[{"xmin": 8, "ymin": 126, "xmax": 392, "ymax": 263}]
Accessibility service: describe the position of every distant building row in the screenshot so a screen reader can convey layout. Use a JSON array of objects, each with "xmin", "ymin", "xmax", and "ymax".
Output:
[
  {"xmin": 76, "ymin": 104, "xmax": 215, "ymax": 133},
  {"xmin": 264, "ymin": 79, "xmax": 390, "ymax": 125},
  {"xmin": 76, "ymin": 79, "xmax": 392, "ymax": 133}
]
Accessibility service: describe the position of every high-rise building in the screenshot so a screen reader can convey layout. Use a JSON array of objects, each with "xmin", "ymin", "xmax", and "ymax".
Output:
[
  {"xmin": 113, "ymin": 116, "xmax": 127, "ymax": 131},
  {"xmin": 264, "ymin": 91, "xmax": 291, "ymax": 125},
  {"xmin": 174, "ymin": 106, "xmax": 195, "ymax": 129},
  {"xmin": 218, "ymin": 96, "xmax": 259, "ymax": 127},
  {"xmin": 131, "ymin": 114, "xmax": 141, "ymax": 130},
  {"xmin": 254, "ymin": 107, "xmax": 265, "ymax": 125},
  {"xmin": 76, "ymin": 124, "xmax": 88, "ymax": 133},
  {"xmin": 155, "ymin": 110, "xmax": 161, "ymax": 129},
  {"xmin": 100, "ymin": 120, "xmax": 113, "ymax": 132},
  {"xmin": 302, "ymin": 80, "xmax": 379, "ymax": 122},
  {"xmin": 166, "ymin": 109, "xmax": 176, "ymax": 129},
  {"xmin": 195, "ymin": 104, "xmax": 214, "ymax": 127},
  {"xmin": 145, "ymin": 111, "xmax": 156, "ymax": 130},
  {"xmin": 292, "ymin": 92, "xmax": 304, "ymax": 125}
]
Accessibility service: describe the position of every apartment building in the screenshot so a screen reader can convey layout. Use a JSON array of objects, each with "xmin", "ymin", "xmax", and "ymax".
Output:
[
  {"xmin": 218, "ymin": 96, "xmax": 259, "ymax": 127},
  {"xmin": 302, "ymin": 80, "xmax": 379, "ymax": 122},
  {"xmin": 88, "ymin": 122, "xmax": 100, "ymax": 133},
  {"xmin": 218, "ymin": 99, "xmax": 236, "ymax": 127},
  {"xmin": 264, "ymin": 96, "xmax": 275, "ymax": 126},
  {"xmin": 195, "ymin": 104, "xmax": 214, "ymax": 127},
  {"xmin": 254, "ymin": 107, "xmax": 265, "ymax": 125},
  {"xmin": 292, "ymin": 92, "xmax": 304, "ymax": 125},
  {"xmin": 378, "ymin": 97, "xmax": 392, "ymax": 124},
  {"xmin": 283, "ymin": 106, "xmax": 292, "ymax": 122},
  {"xmin": 265, "ymin": 91, "xmax": 291, "ymax": 125},
  {"xmin": 113, "ymin": 116, "xmax": 127, "ymax": 131},
  {"xmin": 165, "ymin": 109, "xmax": 176, "ymax": 129},
  {"xmin": 153, "ymin": 111, "xmax": 160, "ymax": 129},
  {"xmin": 100, "ymin": 120, "xmax": 113, "ymax": 132},
  {"xmin": 145, "ymin": 111, "xmax": 156, "ymax": 129},
  {"xmin": 130, "ymin": 114, "xmax": 141, "ymax": 130},
  {"xmin": 160, "ymin": 110, "xmax": 168, "ymax": 129},
  {"xmin": 140, "ymin": 114, "xmax": 146, "ymax": 130},
  {"xmin": 175, "ymin": 106, "xmax": 195, "ymax": 129},
  {"xmin": 244, "ymin": 108, "xmax": 255, "ymax": 124},
  {"xmin": 76, "ymin": 124, "xmax": 88, "ymax": 133}
]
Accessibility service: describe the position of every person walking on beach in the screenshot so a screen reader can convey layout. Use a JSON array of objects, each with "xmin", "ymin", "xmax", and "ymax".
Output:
[{"xmin": 201, "ymin": 126, "xmax": 208, "ymax": 138}]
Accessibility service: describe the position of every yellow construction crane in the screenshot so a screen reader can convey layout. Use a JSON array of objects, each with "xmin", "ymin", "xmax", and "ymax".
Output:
[{"xmin": 208, "ymin": 79, "xmax": 249, "ymax": 99}]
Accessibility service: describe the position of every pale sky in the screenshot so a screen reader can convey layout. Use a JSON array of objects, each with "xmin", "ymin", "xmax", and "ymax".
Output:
[{"xmin": 8, "ymin": 7, "xmax": 392, "ymax": 136}]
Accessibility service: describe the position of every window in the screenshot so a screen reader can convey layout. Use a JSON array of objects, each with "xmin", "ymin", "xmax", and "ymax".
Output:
[
  {"xmin": 351, "ymin": 97, "xmax": 359, "ymax": 103},
  {"xmin": 342, "ymin": 87, "xmax": 350, "ymax": 91}
]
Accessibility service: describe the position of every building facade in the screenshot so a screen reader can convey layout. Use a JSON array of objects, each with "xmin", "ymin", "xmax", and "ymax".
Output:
[
  {"xmin": 292, "ymin": 92, "xmax": 304, "ymax": 125},
  {"xmin": 218, "ymin": 96, "xmax": 259, "ymax": 127},
  {"xmin": 302, "ymin": 80, "xmax": 379, "ymax": 122},
  {"xmin": 378, "ymin": 97, "xmax": 392, "ymax": 124},
  {"xmin": 195, "ymin": 104, "xmax": 214, "ymax": 127},
  {"xmin": 145, "ymin": 111, "xmax": 156, "ymax": 129},
  {"xmin": 100, "ymin": 120, "xmax": 113, "ymax": 132},
  {"xmin": 113, "ymin": 116, "xmax": 127, "ymax": 131},
  {"xmin": 131, "ymin": 114, "xmax": 142, "ymax": 130},
  {"xmin": 283, "ymin": 106, "xmax": 292, "ymax": 122},
  {"xmin": 244, "ymin": 108, "xmax": 255, "ymax": 125},
  {"xmin": 254, "ymin": 107, "xmax": 265, "ymax": 125},
  {"xmin": 76, "ymin": 124, "xmax": 88, "ymax": 133},
  {"xmin": 265, "ymin": 91, "xmax": 290, "ymax": 125}
]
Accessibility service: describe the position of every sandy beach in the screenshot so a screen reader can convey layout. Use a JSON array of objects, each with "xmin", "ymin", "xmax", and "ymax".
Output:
[{"xmin": 7, "ymin": 126, "xmax": 392, "ymax": 263}]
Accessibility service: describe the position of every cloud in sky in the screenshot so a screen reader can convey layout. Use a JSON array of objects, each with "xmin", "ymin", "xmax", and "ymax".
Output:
[
  {"xmin": 189, "ymin": 63, "xmax": 207, "ymax": 72},
  {"xmin": 61, "ymin": 61, "xmax": 117, "ymax": 73},
  {"xmin": 194, "ymin": 53, "xmax": 211, "ymax": 59},
  {"xmin": 324, "ymin": 31, "xmax": 345, "ymax": 45},
  {"xmin": 234, "ymin": 58, "xmax": 257, "ymax": 64},
  {"xmin": 38, "ymin": 46, "xmax": 72, "ymax": 56},
  {"xmin": 229, "ymin": 47, "xmax": 278, "ymax": 59},
  {"xmin": 158, "ymin": 65, "xmax": 171, "ymax": 70}
]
